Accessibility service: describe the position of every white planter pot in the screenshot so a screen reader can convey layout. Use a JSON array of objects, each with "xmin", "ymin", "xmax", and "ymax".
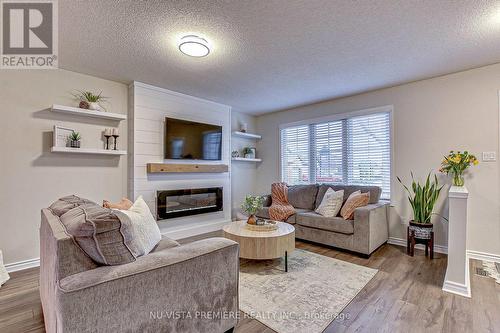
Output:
[
  {"xmin": 0, "ymin": 250, "xmax": 9, "ymax": 287},
  {"xmin": 88, "ymin": 102, "xmax": 100, "ymax": 111}
]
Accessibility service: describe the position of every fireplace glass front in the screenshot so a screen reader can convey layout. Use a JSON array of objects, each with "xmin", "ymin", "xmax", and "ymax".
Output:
[{"xmin": 157, "ymin": 187, "xmax": 223, "ymax": 220}]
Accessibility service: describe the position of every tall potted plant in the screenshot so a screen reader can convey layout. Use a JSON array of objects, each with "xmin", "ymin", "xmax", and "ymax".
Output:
[
  {"xmin": 439, "ymin": 150, "xmax": 478, "ymax": 186},
  {"xmin": 397, "ymin": 172, "xmax": 444, "ymax": 239},
  {"xmin": 241, "ymin": 195, "xmax": 264, "ymax": 225}
]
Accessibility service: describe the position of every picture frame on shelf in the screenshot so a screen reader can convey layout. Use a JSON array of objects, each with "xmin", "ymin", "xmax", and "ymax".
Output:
[
  {"xmin": 243, "ymin": 147, "xmax": 256, "ymax": 159},
  {"xmin": 53, "ymin": 125, "xmax": 75, "ymax": 148}
]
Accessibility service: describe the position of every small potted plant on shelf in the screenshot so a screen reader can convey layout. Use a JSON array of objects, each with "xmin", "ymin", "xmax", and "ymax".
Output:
[
  {"xmin": 68, "ymin": 131, "xmax": 81, "ymax": 148},
  {"xmin": 439, "ymin": 150, "xmax": 478, "ymax": 186},
  {"xmin": 73, "ymin": 90, "xmax": 108, "ymax": 111},
  {"xmin": 397, "ymin": 172, "xmax": 445, "ymax": 240},
  {"xmin": 241, "ymin": 195, "xmax": 264, "ymax": 225}
]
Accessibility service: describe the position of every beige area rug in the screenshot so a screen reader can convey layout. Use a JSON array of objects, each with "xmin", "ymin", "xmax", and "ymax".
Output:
[{"xmin": 239, "ymin": 249, "xmax": 377, "ymax": 333}]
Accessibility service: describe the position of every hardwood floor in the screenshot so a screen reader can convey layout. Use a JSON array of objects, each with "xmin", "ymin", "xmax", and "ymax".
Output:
[{"xmin": 1, "ymin": 232, "xmax": 499, "ymax": 333}]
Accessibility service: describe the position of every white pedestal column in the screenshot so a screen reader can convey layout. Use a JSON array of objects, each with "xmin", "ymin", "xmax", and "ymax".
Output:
[
  {"xmin": 442, "ymin": 186, "xmax": 470, "ymax": 297},
  {"xmin": 0, "ymin": 250, "xmax": 10, "ymax": 287}
]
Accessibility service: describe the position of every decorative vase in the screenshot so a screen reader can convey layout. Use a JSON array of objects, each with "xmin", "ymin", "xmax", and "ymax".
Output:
[
  {"xmin": 247, "ymin": 214, "xmax": 257, "ymax": 225},
  {"xmin": 79, "ymin": 100, "xmax": 90, "ymax": 109},
  {"xmin": 69, "ymin": 140, "xmax": 81, "ymax": 148},
  {"xmin": 452, "ymin": 172, "xmax": 464, "ymax": 186},
  {"xmin": 88, "ymin": 102, "xmax": 100, "ymax": 111},
  {"xmin": 409, "ymin": 221, "xmax": 433, "ymax": 239}
]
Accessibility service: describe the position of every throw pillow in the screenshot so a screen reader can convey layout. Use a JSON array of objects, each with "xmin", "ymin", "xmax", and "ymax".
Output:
[
  {"xmin": 113, "ymin": 196, "xmax": 162, "ymax": 258},
  {"xmin": 59, "ymin": 201, "xmax": 136, "ymax": 265},
  {"xmin": 315, "ymin": 188, "xmax": 344, "ymax": 217},
  {"xmin": 49, "ymin": 195, "xmax": 95, "ymax": 216},
  {"xmin": 340, "ymin": 192, "xmax": 370, "ymax": 220},
  {"xmin": 346, "ymin": 190, "xmax": 361, "ymax": 201},
  {"xmin": 103, "ymin": 197, "xmax": 133, "ymax": 210}
]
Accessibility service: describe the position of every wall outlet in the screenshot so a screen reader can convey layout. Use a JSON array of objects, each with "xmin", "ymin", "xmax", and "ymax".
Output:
[{"xmin": 482, "ymin": 151, "xmax": 496, "ymax": 162}]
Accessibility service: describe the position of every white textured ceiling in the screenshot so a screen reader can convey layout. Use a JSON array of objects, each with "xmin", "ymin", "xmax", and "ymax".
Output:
[{"xmin": 59, "ymin": 0, "xmax": 500, "ymax": 114}]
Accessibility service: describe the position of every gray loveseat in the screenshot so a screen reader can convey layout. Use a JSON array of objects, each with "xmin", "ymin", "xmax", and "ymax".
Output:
[
  {"xmin": 40, "ymin": 208, "xmax": 239, "ymax": 333},
  {"xmin": 257, "ymin": 184, "xmax": 388, "ymax": 256}
]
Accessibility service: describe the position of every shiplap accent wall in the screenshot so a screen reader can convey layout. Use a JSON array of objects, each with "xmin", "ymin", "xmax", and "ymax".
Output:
[{"xmin": 129, "ymin": 82, "xmax": 232, "ymax": 239}]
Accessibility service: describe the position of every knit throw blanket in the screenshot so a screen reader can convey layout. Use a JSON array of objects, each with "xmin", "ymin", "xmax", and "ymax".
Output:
[{"xmin": 269, "ymin": 182, "xmax": 296, "ymax": 221}]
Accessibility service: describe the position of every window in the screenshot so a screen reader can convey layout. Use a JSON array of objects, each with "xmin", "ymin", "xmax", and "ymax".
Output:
[
  {"xmin": 202, "ymin": 131, "xmax": 222, "ymax": 160},
  {"xmin": 280, "ymin": 111, "xmax": 391, "ymax": 199},
  {"xmin": 280, "ymin": 125, "xmax": 311, "ymax": 185}
]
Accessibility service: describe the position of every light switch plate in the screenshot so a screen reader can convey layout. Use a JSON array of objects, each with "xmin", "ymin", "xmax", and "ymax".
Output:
[{"xmin": 482, "ymin": 151, "xmax": 496, "ymax": 162}]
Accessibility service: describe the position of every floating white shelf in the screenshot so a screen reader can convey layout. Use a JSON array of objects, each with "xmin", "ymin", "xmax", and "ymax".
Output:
[
  {"xmin": 232, "ymin": 157, "xmax": 262, "ymax": 162},
  {"xmin": 232, "ymin": 131, "xmax": 261, "ymax": 140},
  {"xmin": 51, "ymin": 146, "xmax": 127, "ymax": 155},
  {"xmin": 51, "ymin": 104, "xmax": 127, "ymax": 121}
]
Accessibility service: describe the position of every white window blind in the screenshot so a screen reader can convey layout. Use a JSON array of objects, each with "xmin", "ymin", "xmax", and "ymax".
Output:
[
  {"xmin": 346, "ymin": 113, "xmax": 391, "ymax": 198},
  {"xmin": 280, "ymin": 125, "xmax": 311, "ymax": 185},
  {"xmin": 280, "ymin": 111, "xmax": 391, "ymax": 199},
  {"xmin": 313, "ymin": 121, "xmax": 344, "ymax": 184}
]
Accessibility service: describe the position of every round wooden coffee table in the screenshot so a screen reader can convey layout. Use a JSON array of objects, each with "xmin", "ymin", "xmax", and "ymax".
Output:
[{"xmin": 223, "ymin": 220, "xmax": 295, "ymax": 271}]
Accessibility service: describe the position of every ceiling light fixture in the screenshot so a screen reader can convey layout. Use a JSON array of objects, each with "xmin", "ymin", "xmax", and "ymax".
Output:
[{"xmin": 178, "ymin": 35, "xmax": 210, "ymax": 57}]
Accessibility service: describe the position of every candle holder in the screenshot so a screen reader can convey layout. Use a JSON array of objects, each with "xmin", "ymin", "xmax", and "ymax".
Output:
[
  {"xmin": 112, "ymin": 135, "xmax": 119, "ymax": 150},
  {"xmin": 104, "ymin": 134, "xmax": 112, "ymax": 150}
]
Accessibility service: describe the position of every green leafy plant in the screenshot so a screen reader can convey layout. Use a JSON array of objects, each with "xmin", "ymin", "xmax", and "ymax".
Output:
[
  {"xmin": 69, "ymin": 131, "xmax": 81, "ymax": 141},
  {"xmin": 242, "ymin": 147, "xmax": 253, "ymax": 155},
  {"xmin": 397, "ymin": 172, "xmax": 444, "ymax": 224},
  {"xmin": 74, "ymin": 90, "xmax": 107, "ymax": 103},
  {"xmin": 241, "ymin": 195, "xmax": 264, "ymax": 216}
]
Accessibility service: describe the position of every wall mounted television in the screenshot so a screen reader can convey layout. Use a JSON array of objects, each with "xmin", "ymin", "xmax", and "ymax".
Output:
[{"xmin": 164, "ymin": 117, "xmax": 222, "ymax": 160}]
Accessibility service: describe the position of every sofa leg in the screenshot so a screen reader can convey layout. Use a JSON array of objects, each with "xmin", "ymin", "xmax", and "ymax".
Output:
[{"xmin": 224, "ymin": 327, "xmax": 234, "ymax": 333}]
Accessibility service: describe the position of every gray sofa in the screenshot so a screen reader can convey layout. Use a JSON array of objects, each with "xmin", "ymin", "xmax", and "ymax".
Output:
[
  {"xmin": 257, "ymin": 184, "xmax": 388, "ymax": 256},
  {"xmin": 40, "ymin": 208, "xmax": 239, "ymax": 333}
]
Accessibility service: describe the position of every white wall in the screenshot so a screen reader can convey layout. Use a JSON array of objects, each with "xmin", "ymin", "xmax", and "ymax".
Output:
[
  {"xmin": 0, "ymin": 69, "xmax": 128, "ymax": 266},
  {"xmin": 230, "ymin": 112, "xmax": 259, "ymax": 217},
  {"xmin": 129, "ymin": 82, "xmax": 232, "ymax": 239},
  {"xmin": 256, "ymin": 63, "xmax": 500, "ymax": 257}
]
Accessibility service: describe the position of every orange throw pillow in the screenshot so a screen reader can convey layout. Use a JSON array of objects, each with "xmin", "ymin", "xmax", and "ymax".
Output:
[
  {"xmin": 103, "ymin": 198, "xmax": 133, "ymax": 210},
  {"xmin": 340, "ymin": 192, "xmax": 370, "ymax": 220}
]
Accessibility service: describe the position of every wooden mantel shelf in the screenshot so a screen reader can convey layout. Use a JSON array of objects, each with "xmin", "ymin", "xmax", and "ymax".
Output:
[{"xmin": 147, "ymin": 163, "xmax": 229, "ymax": 173}]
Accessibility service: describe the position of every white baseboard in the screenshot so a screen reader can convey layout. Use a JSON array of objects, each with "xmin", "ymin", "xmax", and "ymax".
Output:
[
  {"xmin": 466, "ymin": 250, "xmax": 500, "ymax": 263},
  {"xmin": 5, "ymin": 257, "xmax": 40, "ymax": 273},
  {"xmin": 387, "ymin": 237, "xmax": 448, "ymax": 254},
  {"xmin": 442, "ymin": 278, "xmax": 471, "ymax": 298},
  {"xmin": 161, "ymin": 219, "xmax": 230, "ymax": 240}
]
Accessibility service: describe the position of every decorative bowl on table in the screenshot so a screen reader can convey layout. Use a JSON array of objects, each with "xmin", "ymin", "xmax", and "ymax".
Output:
[{"xmin": 245, "ymin": 219, "xmax": 279, "ymax": 231}]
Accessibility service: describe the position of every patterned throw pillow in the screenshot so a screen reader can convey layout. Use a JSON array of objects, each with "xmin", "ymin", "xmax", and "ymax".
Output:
[
  {"xmin": 315, "ymin": 188, "xmax": 344, "ymax": 217},
  {"xmin": 340, "ymin": 192, "xmax": 370, "ymax": 220},
  {"xmin": 51, "ymin": 195, "xmax": 162, "ymax": 266},
  {"xmin": 113, "ymin": 196, "xmax": 162, "ymax": 258},
  {"xmin": 58, "ymin": 201, "xmax": 136, "ymax": 265}
]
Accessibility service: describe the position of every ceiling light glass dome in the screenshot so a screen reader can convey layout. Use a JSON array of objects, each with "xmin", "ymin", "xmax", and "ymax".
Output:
[{"xmin": 178, "ymin": 35, "xmax": 210, "ymax": 57}]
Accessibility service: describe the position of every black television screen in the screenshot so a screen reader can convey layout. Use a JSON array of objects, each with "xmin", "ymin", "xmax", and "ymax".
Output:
[{"xmin": 164, "ymin": 118, "xmax": 222, "ymax": 160}]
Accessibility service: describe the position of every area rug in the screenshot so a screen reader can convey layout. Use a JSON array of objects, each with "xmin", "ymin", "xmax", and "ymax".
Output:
[
  {"xmin": 482, "ymin": 260, "xmax": 500, "ymax": 284},
  {"xmin": 239, "ymin": 249, "xmax": 377, "ymax": 333}
]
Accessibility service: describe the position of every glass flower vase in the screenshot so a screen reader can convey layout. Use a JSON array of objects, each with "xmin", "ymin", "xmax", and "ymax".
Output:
[{"xmin": 452, "ymin": 172, "xmax": 464, "ymax": 186}]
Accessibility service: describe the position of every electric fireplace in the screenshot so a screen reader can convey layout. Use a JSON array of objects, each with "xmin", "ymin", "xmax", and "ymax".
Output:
[{"xmin": 156, "ymin": 187, "xmax": 223, "ymax": 220}]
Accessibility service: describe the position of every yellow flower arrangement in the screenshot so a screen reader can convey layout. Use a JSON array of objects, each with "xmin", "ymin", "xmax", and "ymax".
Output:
[{"xmin": 439, "ymin": 151, "xmax": 478, "ymax": 186}]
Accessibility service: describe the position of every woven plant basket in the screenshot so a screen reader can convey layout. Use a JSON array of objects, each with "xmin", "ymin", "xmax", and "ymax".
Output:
[
  {"xmin": 69, "ymin": 140, "xmax": 81, "ymax": 148},
  {"xmin": 409, "ymin": 221, "xmax": 433, "ymax": 239}
]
